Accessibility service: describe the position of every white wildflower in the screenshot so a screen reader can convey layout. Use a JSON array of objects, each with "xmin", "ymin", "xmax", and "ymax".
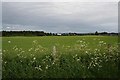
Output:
[
  {"xmin": 33, "ymin": 40, "xmax": 37, "ymax": 44},
  {"xmin": 4, "ymin": 61, "xmax": 7, "ymax": 64},
  {"xmin": 85, "ymin": 51, "xmax": 88, "ymax": 53},
  {"xmin": 33, "ymin": 57, "xmax": 36, "ymax": 60},
  {"xmin": 3, "ymin": 50, "xmax": 6, "ymax": 52},
  {"xmin": 8, "ymin": 40, "xmax": 11, "ymax": 43},
  {"xmin": 77, "ymin": 58, "xmax": 80, "ymax": 61},
  {"xmin": 80, "ymin": 40, "xmax": 83, "ymax": 43},
  {"xmin": 28, "ymin": 48, "xmax": 33, "ymax": 51},
  {"xmin": 35, "ymin": 65, "xmax": 42, "ymax": 71},
  {"xmin": 46, "ymin": 65, "xmax": 49, "ymax": 69},
  {"xmin": 21, "ymin": 51, "xmax": 25, "ymax": 53},
  {"xmin": 75, "ymin": 54, "xmax": 78, "ymax": 57}
]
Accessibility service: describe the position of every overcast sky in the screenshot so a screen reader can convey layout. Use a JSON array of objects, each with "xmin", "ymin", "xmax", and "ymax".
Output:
[
  {"xmin": 2, "ymin": 2, "xmax": 118, "ymax": 33},
  {"xmin": 2, "ymin": 0, "xmax": 119, "ymax": 2}
]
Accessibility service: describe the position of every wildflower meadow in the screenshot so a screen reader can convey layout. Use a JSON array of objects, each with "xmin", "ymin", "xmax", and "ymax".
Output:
[{"xmin": 2, "ymin": 36, "xmax": 119, "ymax": 78}]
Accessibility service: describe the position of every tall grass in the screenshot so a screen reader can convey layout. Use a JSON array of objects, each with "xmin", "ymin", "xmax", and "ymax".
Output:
[{"xmin": 2, "ymin": 36, "xmax": 119, "ymax": 78}]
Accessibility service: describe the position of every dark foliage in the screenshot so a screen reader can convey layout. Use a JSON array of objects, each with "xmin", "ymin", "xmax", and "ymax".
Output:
[{"xmin": 1, "ymin": 31, "xmax": 118, "ymax": 36}]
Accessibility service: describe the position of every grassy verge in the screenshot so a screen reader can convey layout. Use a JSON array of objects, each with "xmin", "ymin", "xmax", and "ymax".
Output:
[{"xmin": 2, "ymin": 36, "xmax": 119, "ymax": 78}]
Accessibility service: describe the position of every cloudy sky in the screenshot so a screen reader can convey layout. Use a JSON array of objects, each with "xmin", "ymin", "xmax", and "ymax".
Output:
[
  {"xmin": 2, "ymin": 2, "xmax": 118, "ymax": 33},
  {"xmin": 2, "ymin": 0, "xmax": 119, "ymax": 2}
]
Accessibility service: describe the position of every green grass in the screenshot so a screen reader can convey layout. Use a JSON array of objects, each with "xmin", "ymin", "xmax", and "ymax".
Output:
[{"xmin": 2, "ymin": 36, "xmax": 119, "ymax": 78}]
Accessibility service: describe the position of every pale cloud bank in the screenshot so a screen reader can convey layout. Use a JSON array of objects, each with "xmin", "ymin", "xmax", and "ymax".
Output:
[{"xmin": 2, "ymin": 2, "xmax": 118, "ymax": 33}]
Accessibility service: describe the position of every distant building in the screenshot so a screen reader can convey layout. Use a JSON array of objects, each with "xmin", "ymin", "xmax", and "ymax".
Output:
[{"xmin": 57, "ymin": 33, "xmax": 61, "ymax": 36}]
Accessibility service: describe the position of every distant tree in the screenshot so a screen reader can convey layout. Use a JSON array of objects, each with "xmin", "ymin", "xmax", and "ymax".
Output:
[
  {"xmin": 100, "ymin": 32, "xmax": 108, "ymax": 35},
  {"xmin": 2, "ymin": 31, "xmax": 118, "ymax": 36},
  {"xmin": 95, "ymin": 31, "xmax": 98, "ymax": 35}
]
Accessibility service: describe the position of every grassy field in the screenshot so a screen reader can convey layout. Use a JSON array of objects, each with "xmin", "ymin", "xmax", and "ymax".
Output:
[{"xmin": 2, "ymin": 36, "xmax": 119, "ymax": 78}]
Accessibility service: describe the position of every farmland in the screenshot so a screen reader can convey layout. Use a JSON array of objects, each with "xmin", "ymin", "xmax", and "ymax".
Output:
[{"xmin": 2, "ymin": 36, "xmax": 119, "ymax": 78}]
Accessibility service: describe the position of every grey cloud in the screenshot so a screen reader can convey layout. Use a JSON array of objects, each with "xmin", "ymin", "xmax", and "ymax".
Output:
[{"xmin": 2, "ymin": 2, "xmax": 118, "ymax": 33}]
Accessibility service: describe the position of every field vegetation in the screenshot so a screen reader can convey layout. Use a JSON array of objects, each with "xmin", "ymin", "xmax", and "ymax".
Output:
[{"xmin": 2, "ymin": 36, "xmax": 119, "ymax": 78}]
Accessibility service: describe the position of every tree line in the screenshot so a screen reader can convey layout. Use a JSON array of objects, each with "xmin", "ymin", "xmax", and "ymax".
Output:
[{"xmin": 1, "ymin": 31, "xmax": 118, "ymax": 36}]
